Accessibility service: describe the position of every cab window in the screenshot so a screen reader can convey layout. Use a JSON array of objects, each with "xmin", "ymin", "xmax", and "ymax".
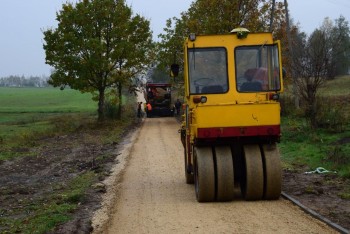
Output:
[
  {"xmin": 188, "ymin": 48, "xmax": 228, "ymax": 94},
  {"xmin": 235, "ymin": 44, "xmax": 281, "ymax": 92}
]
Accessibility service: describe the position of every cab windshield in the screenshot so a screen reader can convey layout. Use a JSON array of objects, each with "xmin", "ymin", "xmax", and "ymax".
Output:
[
  {"xmin": 235, "ymin": 44, "xmax": 281, "ymax": 92},
  {"xmin": 188, "ymin": 47, "xmax": 228, "ymax": 94}
]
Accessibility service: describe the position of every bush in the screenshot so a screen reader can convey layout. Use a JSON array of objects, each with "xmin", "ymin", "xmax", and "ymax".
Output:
[
  {"xmin": 280, "ymin": 94, "xmax": 297, "ymax": 116},
  {"xmin": 104, "ymin": 100, "xmax": 119, "ymax": 119},
  {"xmin": 325, "ymin": 145, "xmax": 350, "ymax": 165},
  {"xmin": 315, "ymin": 97, "xmax": 348, "ymax": 132},
  {"xmin": 104, "ymin": 91, "xmax": 138, "ymax": 120}
]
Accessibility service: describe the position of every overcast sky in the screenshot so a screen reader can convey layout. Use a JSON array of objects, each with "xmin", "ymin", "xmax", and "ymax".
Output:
[{"xmin": 0, "ymin": 0, "xmax": 349, "ymax": 77}]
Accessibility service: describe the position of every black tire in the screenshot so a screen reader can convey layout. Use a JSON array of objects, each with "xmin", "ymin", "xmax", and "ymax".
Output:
[
  {"xmin": 215, "ymin": 146, "xmax": 235, "ymax": 201},
  {"xmin": 194, "ymin": 147, "xmax": 215, "ymax": 202},
  {"xmin": 184, "ymin": 148, "xmax": 194, "ymax": 184},
  {"xmin": 262, "ymin": 143, "xmax": 282, "ymax": 200},
  {"xmin": 241, "ymin": 144, "xmax": 264, "ymax": 200}
]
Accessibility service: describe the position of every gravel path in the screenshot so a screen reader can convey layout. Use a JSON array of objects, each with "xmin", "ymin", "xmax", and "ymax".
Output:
[{"xmin": 93, "ymin": 117, "xmax": 337, "ymax": 234}]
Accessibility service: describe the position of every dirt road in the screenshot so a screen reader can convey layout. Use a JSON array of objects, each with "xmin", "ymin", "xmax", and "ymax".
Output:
[{"xmin": 93, "ymin": 117, "xmax": 337, "ymax": 234}]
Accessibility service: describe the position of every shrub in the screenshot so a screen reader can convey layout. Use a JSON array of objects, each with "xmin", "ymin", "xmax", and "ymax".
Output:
[
  {"xmin": 104, "ymin": 100, "xmax": 119, "ymax": 119},
  {"xmin": 280, "ymin": 94, "xmax": 297, "ymax": 116},
  {"xmin": 325, "ymin": 145, "xmax": 350, "ymax": 165},
  {"xmin": 315, "ymin": 96, "xmax": 348, "ymax": 132},
  {"xmin": 104, "ymin": 91, "xmax": 137, "ymax": 120}
]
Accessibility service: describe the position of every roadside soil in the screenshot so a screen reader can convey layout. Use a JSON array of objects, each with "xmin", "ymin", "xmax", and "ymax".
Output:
[
  {"xmin": 282, "ymin": 167, "xmax": 350, "ymax": 231},
  {"xmin": 0, "ymin": 117, "xmax": 349, "ymax": 233}
]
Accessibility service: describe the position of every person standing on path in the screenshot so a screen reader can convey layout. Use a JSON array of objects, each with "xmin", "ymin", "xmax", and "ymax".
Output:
[
  {"xmin": 175, "ymin": 99, "xmax": 181, "ymax": 115},
  {"xmin": 146, "ymin": 102, "xmax": 152, "ymax": 118},
  {"xmin": 137, "ymin": 102, "xmax": 143, "ymax": 118}
]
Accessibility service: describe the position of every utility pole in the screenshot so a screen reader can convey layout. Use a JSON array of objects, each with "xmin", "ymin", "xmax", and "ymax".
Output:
[{"xmin": 284, "ymin": 0, "xmax": 299, "ymax": 108}]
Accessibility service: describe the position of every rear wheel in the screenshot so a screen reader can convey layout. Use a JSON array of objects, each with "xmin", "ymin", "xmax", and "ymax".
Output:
[
  {"xmin": 241, "ymin": 144, "xmax": 264, "ymax": 200},
  {"xmin": 194, "ymin": 147, "xmax": 215, "ymax": 202},
  {"xmin": 215, "ymin": 146, "xmax": 234, "ymax": 201},
  {"xmin": 262, "ymin": 143, "xmax": 282, "ymax": 199}
]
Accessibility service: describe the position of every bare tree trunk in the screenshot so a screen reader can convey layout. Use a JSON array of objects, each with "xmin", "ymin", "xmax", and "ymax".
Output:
[
  {"xmin": 306, "ymin": 84, "xmax": 317, "ymax": 128},
  {"xmin": 117, "ymin": 84, "xmax": 122, "ymax": 120},
  {"xmin": 98, "ymin": 88, "xmax": 105, "ymax": 122},
  {"xmin": 284, "ymin": 0, "xmax": 300, "ymax": 108}
]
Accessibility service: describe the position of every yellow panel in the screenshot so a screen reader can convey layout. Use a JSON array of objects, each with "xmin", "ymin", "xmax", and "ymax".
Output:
[{"xmin": 191, "ymin": 103, "xmax": 280, "ymax": 129}]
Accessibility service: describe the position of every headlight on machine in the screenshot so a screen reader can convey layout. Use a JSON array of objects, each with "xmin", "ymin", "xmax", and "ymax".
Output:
[
  {"xmin": 193, "ymin": 96, "xmax": 207, "ymax": 104},
  {"xmin": 268, "ymin": 93, "xmax": 280, "ymax": 101}
]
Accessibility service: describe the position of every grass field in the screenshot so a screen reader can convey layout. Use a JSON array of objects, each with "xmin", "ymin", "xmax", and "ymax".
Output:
[
  {"xmin": 0, "ymin": 87, "xmax": 96, "ymax": 114},
  {"xmin": 320, "ymin": 75, "xmax": 350, "ymax": 96},
  {"xmin": 0, "ymin": 87, "xmax": 137, "ymax": 233},
  {"xmin": 0, "ymin": 87, "xmax": 97, "ymax": 159},
  {"xmin": 279, "ymin": 76, "xmax": 350, "ymax": 178}
]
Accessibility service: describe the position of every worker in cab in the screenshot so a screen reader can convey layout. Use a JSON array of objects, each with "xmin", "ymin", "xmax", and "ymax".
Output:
[{"xmin": 240, "ymin": 68, "xmax": 262, "ymax": 92}]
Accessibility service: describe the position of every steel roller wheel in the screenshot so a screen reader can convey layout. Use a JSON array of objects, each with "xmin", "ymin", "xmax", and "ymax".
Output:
[
  {"xmin": 194, "ymin": 147, "xmax": 215, "ymax": 202},
  {"xmin": 242, "ymin": 144, "xmax": 264, "ymax": 200},
  {"xmin": 262, "ymin": 143, "xmax": 282, "ymax": 199},
  {"xmin": 184, "ymin": 148, "xmax": 194, "ymax": 184},
  {"xmin": 215, "ymin": 146, "xmax": 234, "ymax": 201}
]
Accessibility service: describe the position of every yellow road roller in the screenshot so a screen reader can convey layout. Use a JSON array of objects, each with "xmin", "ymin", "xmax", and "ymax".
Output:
[{"xmin": 176, "ymin": 29, "xmax": 284, "ymax": 202}]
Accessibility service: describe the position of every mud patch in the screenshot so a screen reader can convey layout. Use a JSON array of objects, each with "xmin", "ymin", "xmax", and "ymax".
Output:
[
  {"xmin": 282, "ymin": 167, "xmax": 350, "ymax": 230},
  {"xmin": 0, "ymin": 122, "xmax": 138, "ymax": 234}
]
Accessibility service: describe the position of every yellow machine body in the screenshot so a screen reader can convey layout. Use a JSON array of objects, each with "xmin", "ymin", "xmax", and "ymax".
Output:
[
  {"xmin": 179, "ymin": 30, "xmax": 284, "ymax": 202},
  {"xmin": 183, "ymin": 32, "xmax": 283, "ymax": 143}
]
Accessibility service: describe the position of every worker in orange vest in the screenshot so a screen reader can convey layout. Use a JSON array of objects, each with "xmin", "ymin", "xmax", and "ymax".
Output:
[{"xmin": 146, "ymin": 102, "xmax": 152, "ymax": 118}]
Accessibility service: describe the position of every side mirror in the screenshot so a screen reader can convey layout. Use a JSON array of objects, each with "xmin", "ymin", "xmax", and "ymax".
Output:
[{"xmin": 170, "ymin": 64, "xmax": 179, "ymax": 77}]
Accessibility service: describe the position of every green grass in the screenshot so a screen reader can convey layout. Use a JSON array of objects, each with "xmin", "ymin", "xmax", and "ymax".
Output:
[
  {"xmin": 0, "ymin": 87, "xmax": 134, "ymax": 154},
  {"xmin": 279, "ymin": 75, "xmax": 350, "ymax": 178},
  {"xmin": 2, "ymin": 172, "xmax": 96, "ymax": 234},
  {"xmin": 0, "ymin": 87, "xmax": 137, "ymax": 233},
  {"xmin": 0, "ymin": 87, "xmax": 97, "ymax": 160},
  {"xmin": 0, "ymin": 87, "xmax": 96, "ymax": 114},
  {"xmin": 320, "ymin": 75, "xmax": 350, "ymax": 96},
  {"xmin": 280, "ymin": 116, "xmax": 350, "ymax": 176}
]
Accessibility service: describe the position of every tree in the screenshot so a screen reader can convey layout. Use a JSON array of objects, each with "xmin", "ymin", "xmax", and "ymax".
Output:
[
  {"xmin": 331, "ymin": 15, "xmax": 350, "ymax": 76},
  {"xmin": 43, "ymin": 0, "xmax": 153, "ymax": 121},
  {"xmin": 183, "ymin": 0, "xmax": 278, "ymax": 34},
  {"xmin": 149, "ymin": 67, "xmax": 172, "ymax": 83},
  {"xmin": 157, "ymin": 17, "xmax": 187, "ymax": 75},
  {"xmin": 157, "ymin": 0, "xmax": 286, "ymax": 75},
  {"xmin": 292, "ymin": 16, "xmax": 350, "ymax": 128}
]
